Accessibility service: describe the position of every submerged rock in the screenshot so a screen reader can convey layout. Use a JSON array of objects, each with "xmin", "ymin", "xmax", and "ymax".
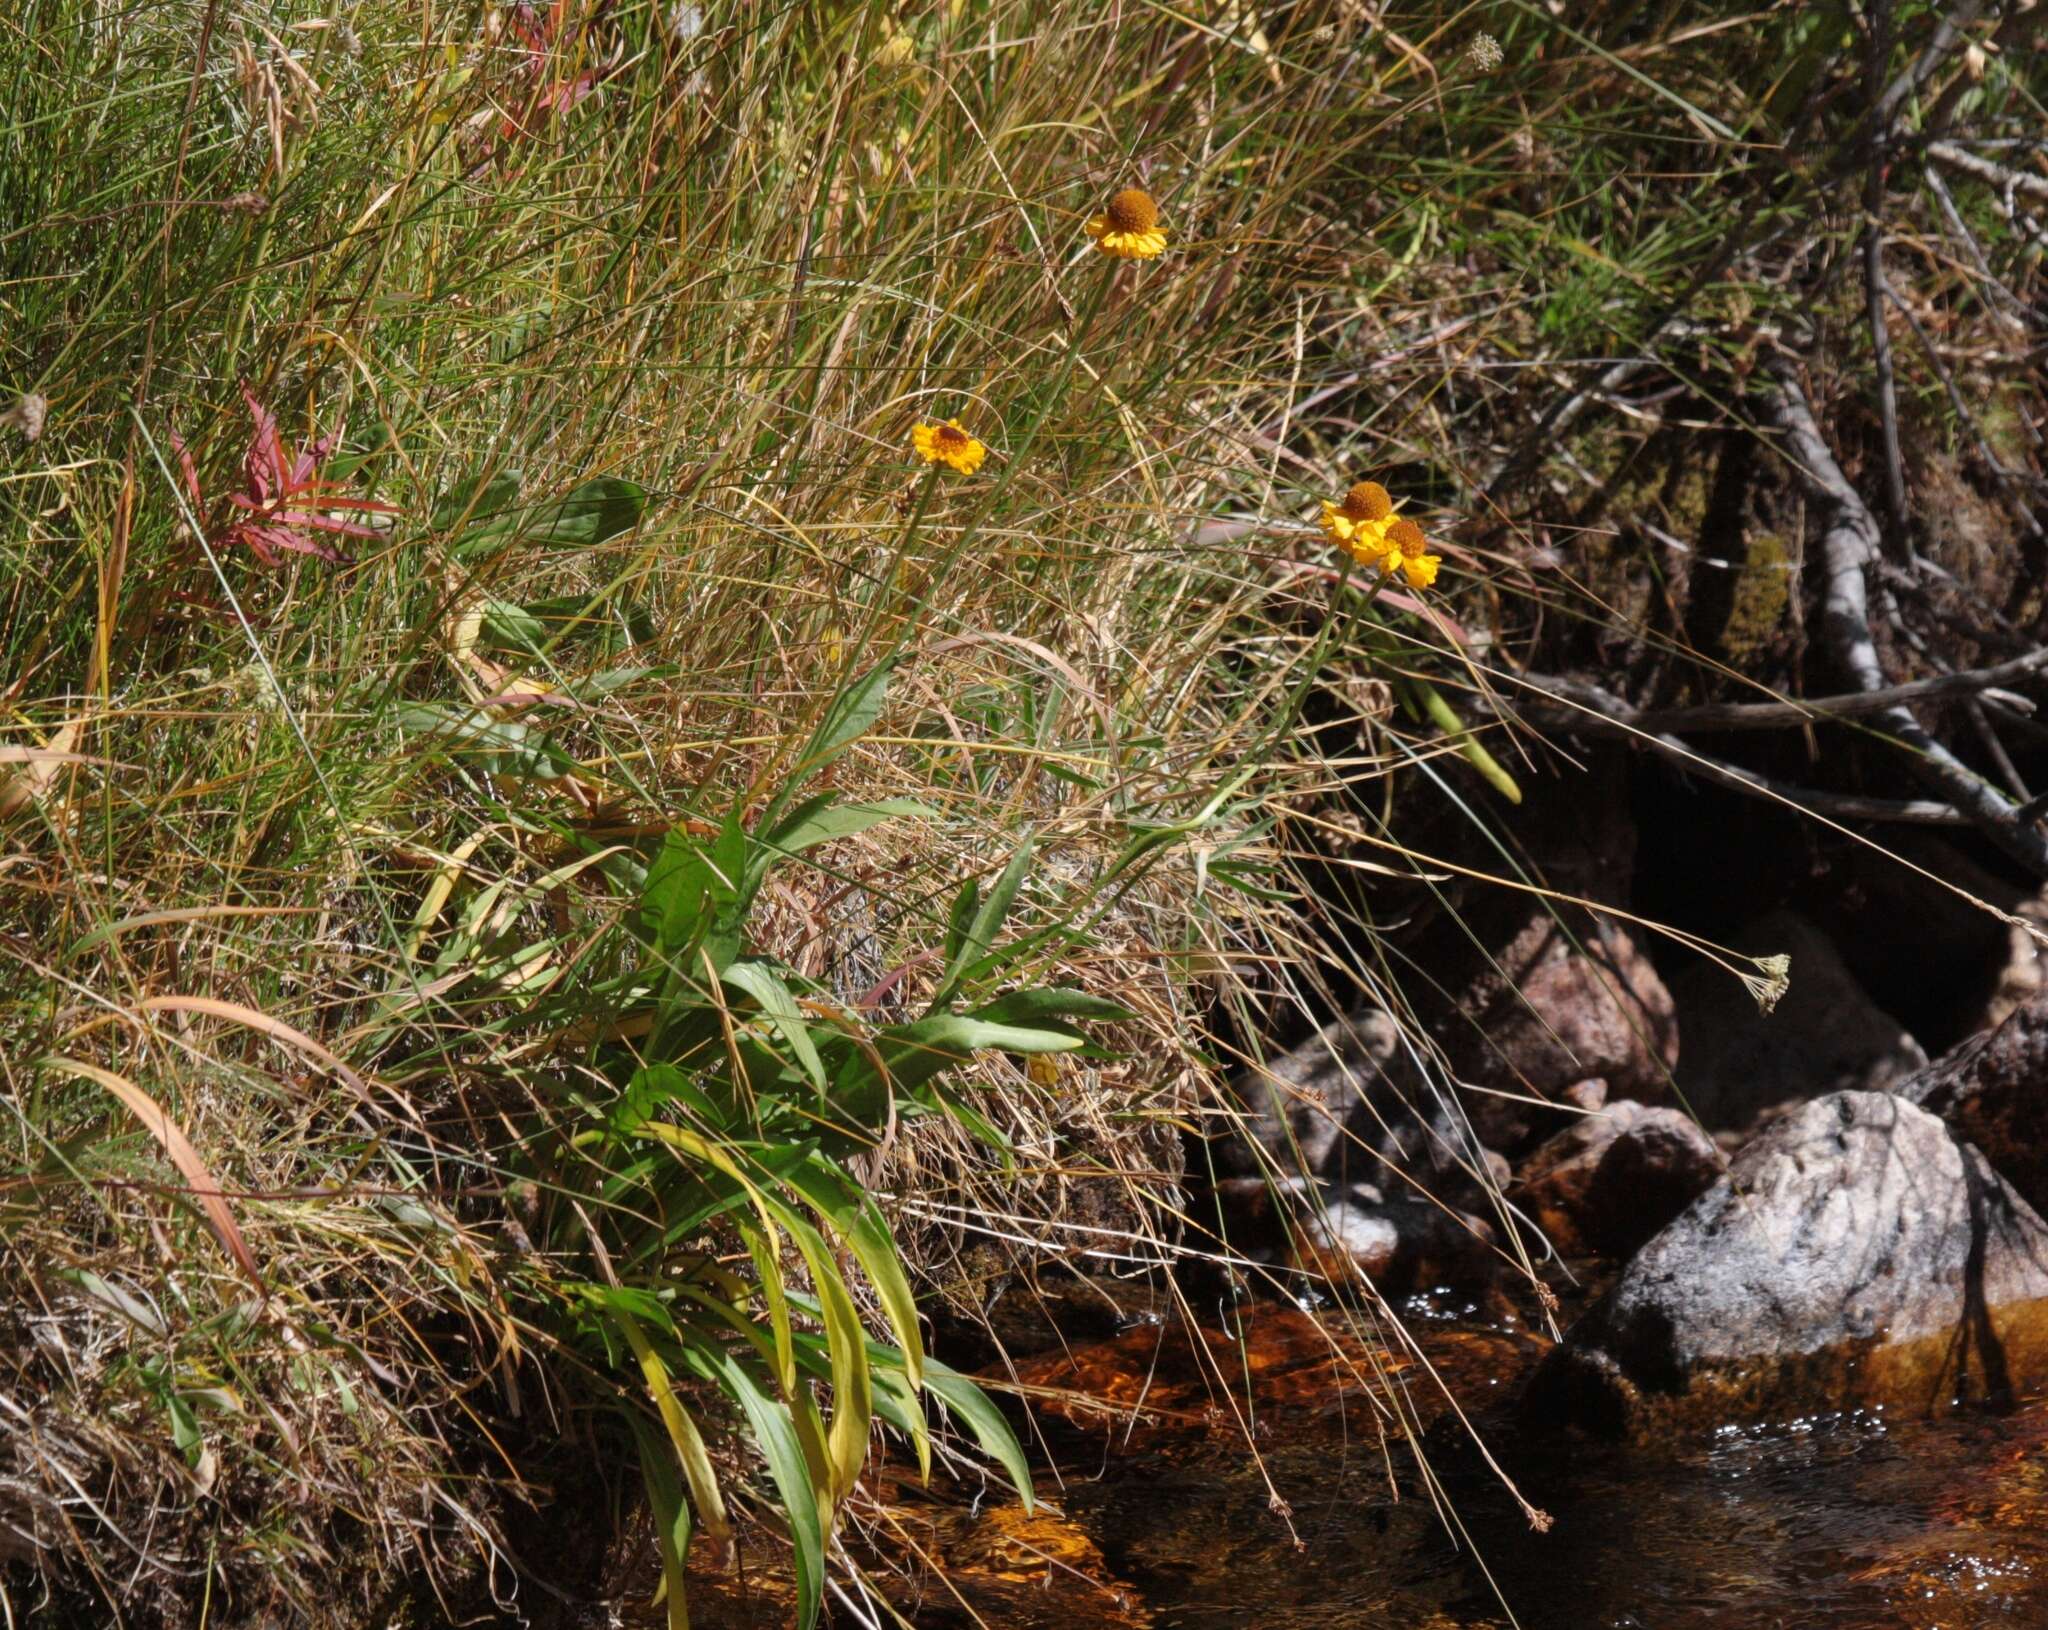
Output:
[
  {"xmin": 1512, "ymin": 1099, "xmax": 1721, "ymax": 1260},
  {"xmin": 1527, "ymin": 1091, "xmax": 2048, "ymax": 1436},
  {"xmin": 1210, "ymin": 1175, "xmax": 1499, "ymax": 1293},
  {"xmin": 1293, "ymin": 1186, "xmax": 1499, "ymax": 1294},
  {"xmin": 1668, "ymin": 909, "xmax": 1926, "ymax": 1132},
  {"xmin": 1902, "ymin": 989, "xmax": 2048, "ymax": 1216}
]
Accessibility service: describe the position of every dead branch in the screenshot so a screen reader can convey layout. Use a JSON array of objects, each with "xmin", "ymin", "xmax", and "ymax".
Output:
[
  {"xmin": 1768, "ymin": 362, "xmax": 2048, "ymax": 876},
  {"xmin": 1926, "ymin": 140, "xmax": 2048, "ymax": 205},
  {"xmin": 1504, "ymin": 672, "xmax": 1971, "ymax": 827},
  {"xmin": 1528, "ymin": 648, "xmax": 2048, "ymax": 735}
]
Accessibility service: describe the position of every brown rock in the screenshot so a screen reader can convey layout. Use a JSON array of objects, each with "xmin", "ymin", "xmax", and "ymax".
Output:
[
  {"xmin": 1561, "ymin": 1078, "xmax": 1609, "ymax": 1112},
  {"xmin": 1901, "ymin": 989, "xmax": 2048, "ymax": 1216},
  {"xmin": 1446, "ymin": 911, "xmax": 1680, "ymax": 1146},
  {"xmin": 1668, "ymin": 908, "xmax": 1925, "ymax": 1132},
  {"xmin": 1513, "ymin": 1100, "xmax": 1721, "ymax": 1259}
]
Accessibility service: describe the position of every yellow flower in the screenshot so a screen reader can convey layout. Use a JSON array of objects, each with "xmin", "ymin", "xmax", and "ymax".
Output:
[
  {"xmin": 1086, "ymin": 187, "xmax": 1168, "ymax": 259},
  {"xmin": 911, "ymin": 418, "xmax": 987, "ymax": 474},
  {"xmin": 1319, "ymin": 480, "xmax": 1398, "ymax": 564},
  {"xmin": 1385, "ymin": 517, "xmax": 1442, "ymax": 591}
]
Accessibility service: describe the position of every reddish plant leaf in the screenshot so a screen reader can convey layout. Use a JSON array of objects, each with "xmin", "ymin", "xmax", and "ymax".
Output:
[
  {"xmin": 171, "ymin": 387, "xmax": 400, "ymax": 568},
  {"xmin": 44, "ymin": 1055, "xmax": 267, "ymax": 1297}
]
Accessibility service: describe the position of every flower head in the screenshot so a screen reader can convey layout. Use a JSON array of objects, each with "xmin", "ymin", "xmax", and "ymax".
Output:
[
  {"xmin": 1385, "ymin": 517, "xmax": 1442, "ymax": 591},
  {"xmin": 1315, "ymin": 480, "xmax": 1444, "ymax": 589},
  {"xmin": 1319, "ymin": 479, "xmax": 1400, "ymax": 562},
  {"xmin": 1086, "ymin": 186, "xmax": 1168, "ymax": 259},
  {"xmin": 911, "ymin": 418, "xmax": 987, "ymax": 475}
]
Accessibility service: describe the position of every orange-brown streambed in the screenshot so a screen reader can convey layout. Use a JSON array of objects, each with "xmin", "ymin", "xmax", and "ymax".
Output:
[{"xmin": 683, "ymin": 1294, "xmax": 2048, "ymax": 1628}]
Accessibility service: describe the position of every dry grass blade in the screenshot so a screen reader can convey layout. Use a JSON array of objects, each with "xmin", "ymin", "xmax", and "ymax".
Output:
[
  {"xmin": 0, "ymin": 720, "xmax": 86, "ymax": 818},
  {"xmin": 39, "ymin": 1054, "xmax": 267, "ymax": 1297},
  {"xmin": 136, "ymin": 994, "xmax": 387, "ymax": 1114}
]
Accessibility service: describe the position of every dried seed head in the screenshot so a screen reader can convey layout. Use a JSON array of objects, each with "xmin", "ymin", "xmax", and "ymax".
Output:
[{"xmin": 2, "ymin": 393, "xmax": 47, "ymax": 443}]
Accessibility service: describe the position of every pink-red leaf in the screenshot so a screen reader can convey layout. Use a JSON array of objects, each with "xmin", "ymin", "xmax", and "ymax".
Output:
[{"xmin": 45, "ymin": 1055, "xmax": 267, "ymax": 1297}]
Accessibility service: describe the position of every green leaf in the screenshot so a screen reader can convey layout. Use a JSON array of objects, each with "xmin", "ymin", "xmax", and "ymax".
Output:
[
  {"xmin": 765, "ymin": 661, "xmax": 894, "ymax": 829},
  {"xmin": 706, "ymin": 1352, "xmax": 826, "ymax": 1630},
  {"xmin": 775, "ymin": 1160, "xmax": 923, "ymax": 1389},
  {"xmin": 759, "ymin": 796, "xmax": 933, "ymax": 860},
  {"xmin": 166, "ymin": 1391, "xmax": 203, "ymax": 1467},
  {"xmin": 628, "ymin": 1414, "xmax": 693, "ymax": 1630},
  {"xmin": 432, "ymin": 467, "xmax": 522, "ymax": 534},
  {"xmin": 479, "ymin": 599, "xmax": 549, "ymax": 656},
  {"xmin": 932, "ymin": 837, "xmax": 1034, "ymax": 1007},
  {"xmin": 919, "ymin": 1085, "xmax": 1016, "ymax": 1162},
  {"xmin": 891, "ymin": 1013, "xmax": 1087, "ymax": 1062},
  {"xmin": 968, "ymin": 988, "xmax": 1135, "ymax": 1026},
  {"xmin": 767, "ymin": 1205, "xmax": 873, "ymax": 1502},
  {"xmin": 393, "ymin": 704, "xmax": 582, "ymax": 781},
  {"xmin": 522, "ymin": 476, "xmax": 648, "ymax": 549},
  {"xmin": 638, "ymin": 818, "xmax": 746, "ymax": 953},
  {"xmin": 869, "ymin": 1364, "xmax": 931, "ymax": 1483},
  {"xmin": 621, "ymin": 1064, "xmax": 722, "ymax": 1126},
  {"xmin": 910, "ymin": 1355, "xmax": 1034, "ymax": 1514},
  {"xmin": 809, "ymin": 1011, "xmax": 1089, "ymax": 1125},
  {"xmin": 611, "ymin": 1307, "xmax": 732, "ymax": 1559},
  {"xmin": 942, "ymin": 876, "xmax": 980, "ymax": 967},
  {"xmin": 721, "ymin": 960, "xmax": 826, "ymax": 1091},
  {"xmin": 739, "ymin": 1219, "xmax": 798, "ymax": 1395}
]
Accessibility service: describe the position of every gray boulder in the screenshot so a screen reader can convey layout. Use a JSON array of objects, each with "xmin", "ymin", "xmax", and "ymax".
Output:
[
  {"xmin": 1527, "ymin": 1091, "xmax": 2048, "ymax": 1436},
  {"xmin": 1219, "ymin": 1010, "xmax": 1494, "ymax": 1201},
  {"xmin": 1219, "ymin": 1009, "xmax": 1405, "ymax": 1178}
]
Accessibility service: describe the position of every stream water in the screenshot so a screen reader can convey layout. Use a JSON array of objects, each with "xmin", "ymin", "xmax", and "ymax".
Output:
[{"xmin": 825, "ymin": 1294, "xmax": 2048, "ymax": 1630}]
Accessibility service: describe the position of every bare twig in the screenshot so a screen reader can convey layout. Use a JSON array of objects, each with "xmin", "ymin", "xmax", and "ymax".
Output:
[
  {"xmin": 1927, "ymin": 140, "xmax": 2048, "ymax": 205},
  {"xmin": 1922, "ymin": 163, "xmax": 2036, "ymax": 334},
  {"xmin": 1870, "ymin": 0, "xmax": 1999, "ymax": 136},
  {"xmin": 1504, "ymin": 673, "xmax": 1971, "ymax": 826},
  {"xmin": 1521, "ymin": 647, "xmax": 2048, "ymax": 736},
  {"xmin": 1863, "ymin": 0, "xmax": 1912, "ymax": 543},
  {"xmin": 1768, "ymin": 362, "xmax": 2048, "ymax": 876}
]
